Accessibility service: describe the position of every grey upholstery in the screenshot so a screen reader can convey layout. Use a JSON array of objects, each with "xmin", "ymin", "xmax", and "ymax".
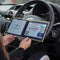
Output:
[{"xmin": 0, "ymin": 16, "xmax": 9, "ymax": 34}]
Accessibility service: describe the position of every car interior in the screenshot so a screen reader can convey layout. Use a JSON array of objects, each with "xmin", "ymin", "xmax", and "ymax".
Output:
[{"xmin": 0, "ymin": 0, "xmax": 60, "ymax": 60}]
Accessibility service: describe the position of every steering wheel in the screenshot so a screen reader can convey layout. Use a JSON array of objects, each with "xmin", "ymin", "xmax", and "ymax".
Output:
[
  {"xmin": 5, "ymin": 0, "xmax": 55, "ymax": 53},
  {"xmin": 15, "ymin": 0, "xmax": 55, "ymax": 37}
]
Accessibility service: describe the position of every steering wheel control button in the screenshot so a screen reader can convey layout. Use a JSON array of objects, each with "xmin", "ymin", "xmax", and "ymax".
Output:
[{"xmin": 51, "ymin": 30, "xmax": 58, "ymax": 38}]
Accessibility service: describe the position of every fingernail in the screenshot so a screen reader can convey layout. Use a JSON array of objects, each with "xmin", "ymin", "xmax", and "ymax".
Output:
[
  {"xmin": 27, "ymin": 37, "xmax": 29, "ymax": 39},
  {"xmin": 29, "ymin": 39, "xmax": 31, "ymax": 41}
]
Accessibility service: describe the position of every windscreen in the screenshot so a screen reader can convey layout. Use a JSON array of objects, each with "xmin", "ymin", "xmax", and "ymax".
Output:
[
  {"xmin": 0, "ymin": 0, "xmax": 5, "ymax": 2},
  {"xmin": 14, "ymin": 0, "xmax": 60, "ymax": 4},
  {"xmin": 45, "ymin": 0, "xmax": 60, "ymax": 4},
  {"xmin": 0, "ymin": 0, "xmax": 60, "ymax": 4}
]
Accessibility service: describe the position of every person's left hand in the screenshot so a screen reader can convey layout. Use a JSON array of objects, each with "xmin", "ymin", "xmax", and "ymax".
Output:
[
  {"xmin": 3, "ymin": 35, "xmax": 16, "ymax": 46},
  {"xmin": 19, "ymin": 37, "xmax": 31, "ymax": 50}
]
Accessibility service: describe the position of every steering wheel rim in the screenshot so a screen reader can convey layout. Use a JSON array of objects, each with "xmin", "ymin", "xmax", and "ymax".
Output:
[{"xmin": 15, "ymin": 0, "xmax": 55, "ymax": 37}]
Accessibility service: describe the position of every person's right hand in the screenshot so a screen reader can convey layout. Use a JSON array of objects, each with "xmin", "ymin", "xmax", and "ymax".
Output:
[{"xmin": 19, "ymin": 37, "xmax": 31, "ymax": 50}]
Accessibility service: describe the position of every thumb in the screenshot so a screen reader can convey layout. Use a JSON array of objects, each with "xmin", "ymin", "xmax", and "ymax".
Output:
[
  {"xmin": 27, "ymin": 39, "xmax": 31, "ymax": 43},
  {"xmin": 23, "ymin": 37, "xmax": 29, "ymax": 41}
]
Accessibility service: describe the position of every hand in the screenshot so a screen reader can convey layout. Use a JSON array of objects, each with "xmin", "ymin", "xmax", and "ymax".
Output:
[
  {"xmin": 19, "ymin": 37, "xmax": 31, "ymax": 50},
  {"xmin": 3, "ymin": 35, "xmax": 16, "ymax": 46}
]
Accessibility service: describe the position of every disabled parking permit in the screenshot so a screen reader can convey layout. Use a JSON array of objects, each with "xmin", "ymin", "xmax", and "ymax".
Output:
[
  {"xmin": 7, "ymin": 18, "xmax": 27, "ymax": 35},
  {"xmin": 24, "ymin": 22, "xmax": 47, "ymax": 40},
  {"xmin": 6, "ymin": 17, "xmax": 49, "ymax": 42}
]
